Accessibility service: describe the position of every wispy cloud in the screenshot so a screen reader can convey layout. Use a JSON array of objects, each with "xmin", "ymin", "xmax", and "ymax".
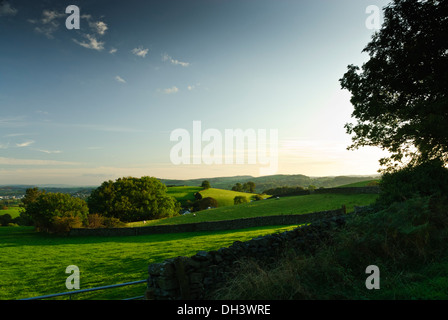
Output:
[
  {"xmin": 114, "ymin": 75, "xmax": 126, "ymax": 83},
  {"xmin": 0, "ymin": 1, "xmax": 17, "ymax": 16},
  {"xmin": 16, "ymin": 140, "xmax": 35, "ymax": 148},
  {"xmin": 109, "ymin": 48, "xmax": 117, "ymax": 54},
  {"xmin": 161, "ymin": 86, "xmax": 179, "ymax": 94},
  {"xmin": 0, "ymin": 157, "xmax": 79, "ymax": 166},
  {"xmin": 162, "ymin": 53, "xmax": 190, "ymax": 67},
  {"xmin": 132, "ymin": 46, "xmax": 149, "ymax": 58},
  {"xmin": 34, "ymin": 149, "xmax": 62, "ymax": 154},
  {"xmin": 28, "ymin": 9, "xmax": 65, "ymax": 39},
  {"xmin": 73, "ymin": 34, "xmax": 105, "ymax": 51},
  {"xmin": 70, "ymin": 14, "xmax": 108, "ymax": 51}
]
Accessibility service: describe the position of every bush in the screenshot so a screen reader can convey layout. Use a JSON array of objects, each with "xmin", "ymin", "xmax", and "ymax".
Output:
[
  {"xmin": 234, "ymin": 196, "xmax": 249, "ymax": 205},
  {"xmin": 251, "ymin": 194, "xmax": 264, "ymax": 201},
  {"xmin": 193, "ymin": 197, "xmax": 218, "ymax": 212},
  {"xmin": 0, "ymin": 214, "xmax": 12, "ymax": 226},
  {"xmin": 378, "ymin": 160, "xmax": 448, "ymax": 206},
  {"xmin": 51, "ymin": 215, "xmax": 84, "ymax": 235},
  {"xmin": 87, "ymin": 213, "xmax": 105, "ymax": 228},
  {"xmin": 103, "ymin": 217, "xmax": 125, "ymax": 228},
  {"xmin": 26, "ymin": 193, "xmax": 89, "ymax": 233}
]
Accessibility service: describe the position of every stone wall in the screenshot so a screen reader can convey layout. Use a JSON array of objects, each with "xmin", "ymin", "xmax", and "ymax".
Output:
[
  {"xmin": 144, "ymin": 213, "xmax": 348, "ymax": 300},
  {"xmin": 269, "ymin": 186, "xmax": 380, "ymax": 198},
  {"xmin": 314, "ymin": 186, "xmax": 380, "ymax": 195},
  {"xmin": 69, "ymin": 208, "xmax": 344, "ymax": 237}
]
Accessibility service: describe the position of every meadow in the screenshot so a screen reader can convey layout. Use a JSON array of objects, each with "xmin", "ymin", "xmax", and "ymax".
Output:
[
  {"xmin": 0, "ymin": 206, "xmax": 21, "ymax": 219},
  {"xmin": 0, "ymin": 224, "xmax": 298, "ymax": 300},
  {"xmin": 0, "ymin": 187, "xmax": 378, "ymax": 300},
  {"xmin": 134, "ymin": 193, "xmax": 378, "ymax": 227},
  {"xmin": 166, "ymin": 186, "xmax": 265, "ymax": 207}
]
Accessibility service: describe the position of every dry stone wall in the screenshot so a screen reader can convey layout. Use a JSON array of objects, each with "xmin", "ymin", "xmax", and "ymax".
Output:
[
  {"xmin": 144, "ymin": 213, "xmax": 349, "ymax": 300},
  {"xmin": 69, "ymin": 208, "xmax": 345, "ymax": 237}
]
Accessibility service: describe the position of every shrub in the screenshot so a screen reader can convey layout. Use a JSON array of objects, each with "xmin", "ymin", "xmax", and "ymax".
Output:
[
  {"xmin": 103, "ymin": 217, "xmax": 124, "ymax": 228},
  {"xmin": 378, "ymin": 160, "xmax": 448, "ymax": 206},
  {"xmin": 234, "ymin": 196, "xmax": 249, "ymax": 205},
  {"xmin": 87, "ymin": 213, "xmax": 105, "ymax": 228},
  {"xmin": 26, "ymin": 193, "xmax": 89, "ymax": 233},
  {"xmin": 0, "ymin": 214, "xmax": 12, "ymax": 226},
  {"xmin": 51, "ymin": 215, "xmax": 83, "ymax": 235},
  {"xmin": 251, "ymin": 194, "xmax": 264, "ymax": 201},
  {"xmin": 193, "ymin": 197, "xmax": 218, "ymax": 212}
]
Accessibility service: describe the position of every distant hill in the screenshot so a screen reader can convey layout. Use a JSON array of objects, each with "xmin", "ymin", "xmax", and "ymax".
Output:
[
  {"xmin": 161, "ymin": 174, "xmax": 380, "ymax": 193},
  {"xmin": 0, "ymin": 174, "xmax": 380, "ymax": 197}
]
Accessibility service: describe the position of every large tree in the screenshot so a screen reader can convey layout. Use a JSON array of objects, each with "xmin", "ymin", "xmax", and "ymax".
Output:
[
  {"xmin": 87, "ymin": 176, "xmax": 181, "ymax": 222},
  {"xmin": 26, "ymin": 192, "xmax": 89, "ymax": 232},
  {"xmin": 340, "ymin": 0, "xmax": 448, "ymax": 171}
]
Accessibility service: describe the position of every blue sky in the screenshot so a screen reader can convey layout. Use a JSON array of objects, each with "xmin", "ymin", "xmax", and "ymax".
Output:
[{"xmin": 0, "ymin": 0, "xmax": 391, "ymax": 185}]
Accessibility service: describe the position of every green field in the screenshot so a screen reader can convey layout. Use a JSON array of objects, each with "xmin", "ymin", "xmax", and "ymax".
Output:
[
  {"xmin": 166, "ymin": 186, "xmax": 202, "ymax": 205},
  {"xmin": 144, "ymin": 193, "xmax": 378, "ymax": 226},
  {"xmin": 0, "ymin": 189, "xmax": 379, "ymax": 300},
  {"xmin": 166, "ymin": 186, "xmax": 265, "ymax": 207},
  {"xmin": 0, "ymin": 206, "xmax": 21, "ymax": 219},
  {"xmin": 0, "ymin": 224, "xmax": 298, "ymax": 300},
  {"xmin": 199, "ymin": 187, "xmax": 268, "ymax": 206}
]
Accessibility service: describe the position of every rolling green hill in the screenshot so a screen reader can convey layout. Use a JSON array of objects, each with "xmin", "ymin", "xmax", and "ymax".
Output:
[
  {"xmin": 139, "ymin": 193, "xmax": 378, "ymax": 227},
  {"xmin": 161, "ymin": 174, "xmax": 380, "ymax": 193},
  {"xmin": 166, "ymin": 186, "xmax": 267, "ymax": 208}
]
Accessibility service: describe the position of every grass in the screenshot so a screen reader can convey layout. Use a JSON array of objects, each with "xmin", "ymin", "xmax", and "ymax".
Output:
[
  {"xmin": 0, "ymin": 206, "xmax": 21, "ymax": 219},
  {"xmin": 212, "ymin": 195, "xmax": 448, "ymax": 300},
  {"xmin": 199, "ymin": 187, "xmax": 268, "ymax": 206},
  {"xmin": 166, "ymin": 186, "xmax": 202, "ymax": 206},
  {"xmin": 0, "ymin": 224, "xmax": 298, "ymax": 300},
  {"xmin": 166, "ymin": 186, "xmax": 266, "ymax": 207},
  {"xmin": 141, "ymin": 193, "xmax": 378, "ymax": 226}
]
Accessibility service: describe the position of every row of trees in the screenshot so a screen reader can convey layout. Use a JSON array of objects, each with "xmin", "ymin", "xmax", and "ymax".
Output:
[
  {"xmin": 231, "ymin": 181, "xmax": 256, "ymax": 193},
  {"xmin": 19, "ymin": 177, "xmax": 181, "ymax": 234}
]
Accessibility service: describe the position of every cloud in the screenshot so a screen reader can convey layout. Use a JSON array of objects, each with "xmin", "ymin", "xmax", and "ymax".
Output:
[
  {"xmin": 109, "ymin": 48, "xmax": 117, "ymax": 54},
  {"xmin": 0, "ymin": 1, "xmax": 17, "ymax": 16},
  {"xmin": 0, "ymin": 157, "xmax": 79, "ymax": 166},
  {"xmin": 16, "ymin": 140, "xmax": 35, "ymax": 147},
  {"xmin": 81, "ymin": 15, "xmax": 108, "ymax": 35},
  {"xmin": 132, "ymin": 47, "xmax": 149, "ymax": 58},
  {"xmin": 162, "ymin": 53, "xmax": 190, "ymax": 67},
  {"xmin": 91, "ymin": 21, "xmax": 108, "ymax": 35},
  {"xmin": 73, "ymin": 34, "xmax": 105, "ymax": 51},
  {"xmin": 29, "ymin": 9, "xmax": 65, "ymax": 39},
  {"xmin": 34, "ymin": 149, "xmax": 62, "ymax": 154},
  {"xmin": 114, "ymin": 75, "xmax": 126, "ymax": 83},
  {"xmin": 162, "ymin": 86, "xmax": 179, "ymax": 94}
]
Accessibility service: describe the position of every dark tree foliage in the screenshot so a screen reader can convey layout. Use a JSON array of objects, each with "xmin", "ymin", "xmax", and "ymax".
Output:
[
  {"xmin": 201, "ymin": 180, "xmax": 211, "ymax": 189},
  {"xmin": 87, "ymin": 176, "xmax": 180, "ymax": 222},
  {"xmin": 26, "ymin": 192, "xmax": 89, "ymax": 232},
  {"xmin": 340, "ymin": 0, "xmax": 448, "ymax": 170},
  {"xmin": 234, "ymin": 196, "xmax": 249, "ymax": 205},
  {"xmin": 378, "ymin": 159, "xmax": 448, "ymax": 205},
  {"xmin": 192, "ymin": 197, "xmax": 218, "ymax": 212}
]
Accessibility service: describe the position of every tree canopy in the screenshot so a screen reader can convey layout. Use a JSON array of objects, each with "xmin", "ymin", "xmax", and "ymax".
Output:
[
  {"xmin": 340, "ymin": 0, "xmax": 448, "ymax": 170},
  {"xmin": 87, "ymin": 176, "xmax": 180, "ymax": 222},
  {"xmin": 25, "ymin": 192, "xmax": 89, "ymax": 232}
]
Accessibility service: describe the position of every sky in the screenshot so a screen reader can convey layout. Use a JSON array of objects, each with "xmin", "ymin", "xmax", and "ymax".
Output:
[{"xmin": 0, "ymin": 0, "xmax": 391, "ymax": 186}]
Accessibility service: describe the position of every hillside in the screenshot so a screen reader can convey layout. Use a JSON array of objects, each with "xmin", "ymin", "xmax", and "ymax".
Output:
[
  {"xmin": 143, "ymin": 193, "xmax": 378, "ymax": 226},
  {"xmin": 166, "ymin": 186, "xmax": 266, "ymax": 207},
  {"xmin": 161, "ymin": 174, "xmax": 380, "ymax": 193}
]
